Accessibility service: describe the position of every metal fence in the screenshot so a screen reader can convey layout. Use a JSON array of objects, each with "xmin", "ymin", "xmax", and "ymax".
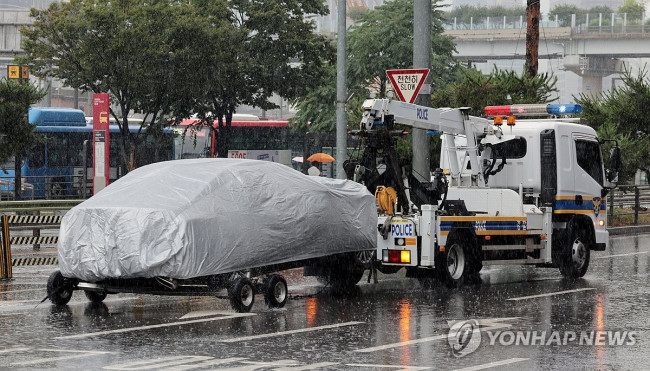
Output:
[
  {"xmin": 0, "ymin": 174, "xmax": 91, "ymax": 201},
  {"xmin": 607, "ymin": 185, "xmax": 650, "ymax": 227},
  {"xmin": 444, "ymin": 13, "xmax": 650, "ymax": 35}
]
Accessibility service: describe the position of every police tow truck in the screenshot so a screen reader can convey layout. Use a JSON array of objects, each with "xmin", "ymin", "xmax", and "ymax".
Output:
[{"xmin": 344, "ymin": 99, "xmax": 620, "ymax": 287}]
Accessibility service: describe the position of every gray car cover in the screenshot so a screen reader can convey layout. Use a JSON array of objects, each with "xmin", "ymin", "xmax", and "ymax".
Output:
[{"xmin": 57, "ymin": 158, "xmax": 377, "ymax": 281}]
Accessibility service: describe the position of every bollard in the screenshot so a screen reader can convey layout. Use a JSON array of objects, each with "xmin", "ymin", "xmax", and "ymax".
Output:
[{"xmin": 0, "ymin": 215, "xmax": 12, "ymax": 280}]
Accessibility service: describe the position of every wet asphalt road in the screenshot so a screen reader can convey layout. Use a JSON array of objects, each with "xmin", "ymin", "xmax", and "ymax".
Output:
[{"xmin": 0, "ymin": 234, "xmax": 648, "ymax": 370}]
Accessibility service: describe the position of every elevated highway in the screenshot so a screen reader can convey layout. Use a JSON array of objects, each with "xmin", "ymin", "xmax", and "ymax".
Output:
[{"xmin": 443, "ymin": 15, "xmax": 650, "ymax": 94}]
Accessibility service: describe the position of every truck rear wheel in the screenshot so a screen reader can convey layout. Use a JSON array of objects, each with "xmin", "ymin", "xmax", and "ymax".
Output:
[
  {"xmin": 441, "ymin": 241, "xmax": 466, "ymax": 287},
  {"xmin": 437, "ymin": 233, "xmax": 479, "ymax": 288},
  {"xmin": 559, "ymin": 228, "xmax": 590, "ymax": 278},
  {"xmin": 228, "ymin": 277, "xmax": 255, "ymax": 313},
  {"xmin": 263, "ymin": 274, "xmax": 288, "ymax": 308}
]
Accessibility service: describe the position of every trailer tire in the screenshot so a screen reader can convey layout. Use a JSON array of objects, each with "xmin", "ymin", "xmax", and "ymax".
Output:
[
  {"xmin": 84, "ymin": 290, "xmax": 107, "ymax": 303},
  {"xmin": 559, "ymin": 227, "xmax": 590, "ymax": 278},
  {"xmin": 47, "ymin": 270, "xmax": 74, "ymax": 305},
  {"xmin": 228, "ymin": 277, "xmax": 255, "ymax": 313},
  {"xmin": 264, "ymin": 274, "xmax": 288, "ymax": 308}
]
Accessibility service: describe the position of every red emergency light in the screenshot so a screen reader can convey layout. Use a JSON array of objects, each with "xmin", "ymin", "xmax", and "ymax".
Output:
[{"xmin": 485, "ymin": 104, "xmax": 582, "ymax": 117}]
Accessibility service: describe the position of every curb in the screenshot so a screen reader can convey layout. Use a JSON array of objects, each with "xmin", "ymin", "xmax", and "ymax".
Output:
[{"xmin": 608, "ymin": 226, "xmax": 650, "ymax": 236}]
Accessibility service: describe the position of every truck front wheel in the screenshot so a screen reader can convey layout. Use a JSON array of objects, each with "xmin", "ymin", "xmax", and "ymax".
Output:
[{"xmin": 559, "ymin": 228, "xmax": 591, "ymax": 278}]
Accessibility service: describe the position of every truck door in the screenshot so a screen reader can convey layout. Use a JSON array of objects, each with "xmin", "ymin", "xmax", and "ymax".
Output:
[{"xmin": 572, "ymin": 134, "xmax": 604, "ymax": 211}]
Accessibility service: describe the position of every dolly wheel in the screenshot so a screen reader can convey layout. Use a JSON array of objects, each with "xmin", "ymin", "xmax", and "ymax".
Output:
[
  {"xmin": 84, "ymin": 290, "xmax": 107, "ymax": 303},
  {"xmin": 228, "ymin": 277, "xmax": 255, "ymax": 313},
  {"xmin": 264, "ymin": 275, "xmax": 288, "ymax": 308},
  {"xmin": 47, "ymin": 270, "xmax": 74, "ymax": 305}
]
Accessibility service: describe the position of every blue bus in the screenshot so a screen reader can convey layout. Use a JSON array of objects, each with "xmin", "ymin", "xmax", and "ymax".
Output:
[{"xmin": 0, "ymin": 107, "xmax": 175, "ymax": 199}]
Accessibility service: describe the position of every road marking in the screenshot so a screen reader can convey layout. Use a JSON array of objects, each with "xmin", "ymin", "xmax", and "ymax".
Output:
[
  {"xmin": 104, "ymin": 356, "xmax": 247, "ymax": 370},
  {"xmin": 355, "ymin": 333, "xmax": 447, "ymax": 353},
  {"xmin": 220, "ymin": 321, "xmax": 364, "ymax": 343},
  {"xmin": 272, "ymin": 362, "xmax": 340, "ymax": 370},
  {"xmin": 0, "ymin": 347, "xmax": 30, "ymax": 354},
  {"xmin": 11, "ymin": 350, "xmax": 111, "ymax": 366},
  {"xmin": 354, "ymin": 318, "xmax": 517, "ymax": 353},
  {"xmin": 0, "ymin": 287, "xmax": 48, "ymax": 294},
  {"xmin": 593, "ymin": 251, "xmax": 650, "ymax": 259},
  {"xmin": 346, "ymin": 364, "xmax": 431, "ymax": 370},
  {"xmin": 179, "ymin": 310, "xmax": 236, "ymax": 320},
  {"xmin": 213, "ymin": 360, "xmax": 298, "ymax": 371},
  {"xmin": 55, "ymin": 313, "xmax": 256, "ymax": 340},
  {"xmin": 507, "ymin": 288, "xmax": 596, "ymax": 301},
  {"xmin": 158, "ymin": 358, "xmax": 248, "ymax": 371},
  {"xmin": 453, "ymin": 358, "xmax": 529, "ymax": 371}
]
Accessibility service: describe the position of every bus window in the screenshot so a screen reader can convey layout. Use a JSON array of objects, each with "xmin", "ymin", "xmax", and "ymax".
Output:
[{"xmin": 28, "ymin": 144, "xmax": 45, "ymax": 169}]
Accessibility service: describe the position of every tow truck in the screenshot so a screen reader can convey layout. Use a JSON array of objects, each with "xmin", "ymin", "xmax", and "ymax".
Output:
[{"xmin": 345, "ymin": 99, "xmax": 620, "ymax": 287}]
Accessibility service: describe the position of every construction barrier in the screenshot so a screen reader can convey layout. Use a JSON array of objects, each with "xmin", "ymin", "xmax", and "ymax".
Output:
[{"xmin": 0, "ymin": 200, "xmax": 80, "ymax": 279}]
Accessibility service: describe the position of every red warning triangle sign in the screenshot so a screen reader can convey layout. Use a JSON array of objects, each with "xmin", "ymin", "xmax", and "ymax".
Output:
[{"xmin": 386, "ymin": 69, "xmax": 430, "ymax": 104}]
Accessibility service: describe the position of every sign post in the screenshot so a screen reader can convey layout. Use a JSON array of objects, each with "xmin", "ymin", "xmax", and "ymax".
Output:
[
  {"xmin": 92, "ymin": 93, "xmax": 110, "ymax": 194},
  {"xmin": 386, "ymin": 69, "xmax": 430, "ymax": 104}
]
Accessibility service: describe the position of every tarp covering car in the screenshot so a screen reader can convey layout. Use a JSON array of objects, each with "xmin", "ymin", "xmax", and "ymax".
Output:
[{"xmin": 57, "ymin": 158, "xmax": 377, "ymax": 281}]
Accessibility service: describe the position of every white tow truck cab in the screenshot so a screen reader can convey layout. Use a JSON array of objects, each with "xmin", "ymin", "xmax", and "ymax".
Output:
[{"xmin": 348, "ymin": 100, "xmax": 620, "ymax": 287}]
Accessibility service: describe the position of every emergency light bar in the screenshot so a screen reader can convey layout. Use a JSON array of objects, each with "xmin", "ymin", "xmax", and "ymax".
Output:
[{"xmin": 484, "ymin": 104, "xmax": 582, "ymax": 117}]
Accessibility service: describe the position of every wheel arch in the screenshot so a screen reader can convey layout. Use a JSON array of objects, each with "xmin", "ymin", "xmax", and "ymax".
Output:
[
  {"xmin": 443, "ymin": 222, "xmax": 479, "ymax": 250},
  {"xmin": 567, "ymin": 214, "xmax": 596, "ymax": 248}
]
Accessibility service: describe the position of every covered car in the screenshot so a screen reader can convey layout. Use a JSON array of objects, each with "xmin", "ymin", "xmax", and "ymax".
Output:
[{"xmin": 57, "ymin": 158, "xmax": 377, "ymax": 281}]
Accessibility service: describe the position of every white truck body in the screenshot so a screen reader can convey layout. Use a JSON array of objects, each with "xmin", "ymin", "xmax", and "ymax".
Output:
[{"xmin": 355, "ymin": 99, "xmax": 615, "ymax": 284}]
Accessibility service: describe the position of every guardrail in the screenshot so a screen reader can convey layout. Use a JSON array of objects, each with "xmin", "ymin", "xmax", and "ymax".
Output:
[
  {"xmin": 0, "ymin": 200, "xmax": 82, "ymax": 279},
  {"xmin": 608, "ymin": 185, "xmax": 650, "ymax": 227}
]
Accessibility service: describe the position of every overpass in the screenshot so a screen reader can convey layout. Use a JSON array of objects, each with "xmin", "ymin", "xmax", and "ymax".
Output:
[{"xmin": 443, "ymin": 14, "xmax": 650, "ymax": 94}]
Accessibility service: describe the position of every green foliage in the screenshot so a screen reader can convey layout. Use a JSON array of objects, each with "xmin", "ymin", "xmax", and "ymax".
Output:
[
  {"xmin": 618, "ymin": 0, "xmax": 645, "ymax": 23},
  {"xmin": 576, "ymin": 66, "xmax": 650, "ymax": 183},
  {"xmin": 20, "ymin": 0, "xmax": 333, "ymax": 164},
  {"xmin": 597, "ymin": 122, "xmax": 646, "ymax": 184},
  {"xmin": 549, "ymin": 5, "xmax": 583, "ymax": 27},
  {"xmin": 20, "ymin": 0, "xmax": 200, "ymax": 170},
  {"xmin": 292, "ymin": 0, "xmax": 456, "ymax": 133},
  {"xmin": 186, "ymin": 0, "xmax": 333, "ymax": 157},
  {"xmin": 588, "ymin": 6, "xmax": 614, "ymax": 15},
  {"xmin": 445, "ymin": 5, "xmax": 525, "ymax": 23},
  {"xmin": 0, "ymin": 79, "xmax": 47, "ymax": 198},
  {"xmin": 431, "ymin": 67, "xmax": 558, "ymax": 117}
]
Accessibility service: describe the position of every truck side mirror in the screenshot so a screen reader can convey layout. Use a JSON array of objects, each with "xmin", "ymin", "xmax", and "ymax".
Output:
[{"xmin": 606, "ymin": 146, "xmax": 620, "ymax": 183}]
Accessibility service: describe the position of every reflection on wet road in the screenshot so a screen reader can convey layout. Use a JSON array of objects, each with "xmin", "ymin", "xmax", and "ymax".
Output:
[{"xmin": 0, "ymin": 234, "xmax": 648, "ymax": 370}]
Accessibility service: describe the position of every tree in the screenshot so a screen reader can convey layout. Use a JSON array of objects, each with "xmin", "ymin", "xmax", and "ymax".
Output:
[
  {"xmin": 186, "ymin": 0, "xmax": 334, "ymax": 158},
  {"xmin": 431, "ymin": 67, "xmax": 558, "ymax": 117},
  {"xmin": 617, "ymin": 0, "xmax": 645, "ymax": 24},
  {"xmin": 549, "ymin": 4, "xmax": 584, "ymax": 27},
  {"xmin": 292, "ymin": 0, "xmax": 457, "ymax": 134},
  {"xmin": 446, "ymin": 5, "xmax": 525, "ymax": 24},
  {"xmin": 576, "ymin": 65, "xmax": 650, "ymax": 183},
  {"xmin": 20, "ymin": 0, "xmax": 218, "ymax": 171},
  {"xmin": 0, "ymin": 80, "xmax": 46, "ymax": 199}
]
